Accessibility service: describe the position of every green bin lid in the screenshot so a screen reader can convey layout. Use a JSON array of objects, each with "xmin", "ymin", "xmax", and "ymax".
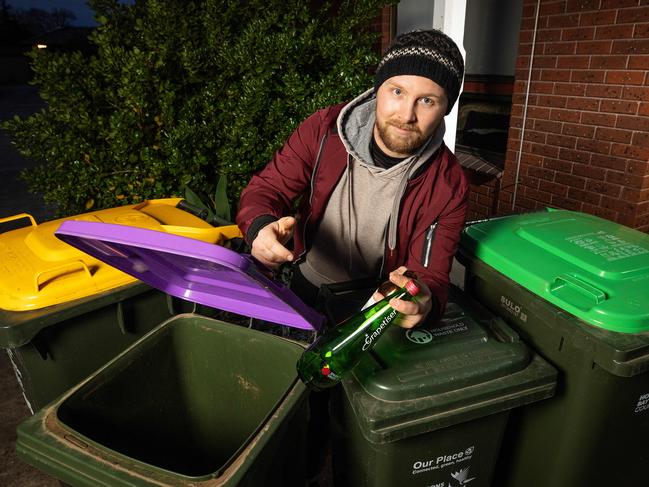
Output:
[
  {"xmin": 344, "ymin": 289, "xmax": 556, "ymax": 443},
  {"xmin": 461, "ymin": 210, "xmax": 649, "ymax": 333}
]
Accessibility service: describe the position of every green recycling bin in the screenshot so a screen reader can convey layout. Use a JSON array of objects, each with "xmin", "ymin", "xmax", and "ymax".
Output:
[
  {"xmin": 0, "ymin": 199, "xmax": 236, "ymax": 411},
  {"xmin": 330, "ymin": 286, "xmax": 557, "ymax": 487},
  {"xmin": 15, "ymin": 220, "xmax": 324, "ymax": 486},
  {"xmin": 457, "ymin": 209, "xmax": 649, "ymax": 487}
]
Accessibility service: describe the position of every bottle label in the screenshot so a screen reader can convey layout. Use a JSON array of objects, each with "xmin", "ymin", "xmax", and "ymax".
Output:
[
  {"xmin": 320, "ymin": 363, "xmax": 341, "ymax": 381},
  {"xmin": 362, "ymin": 308, "xmax": 397, "ymax": 351}
]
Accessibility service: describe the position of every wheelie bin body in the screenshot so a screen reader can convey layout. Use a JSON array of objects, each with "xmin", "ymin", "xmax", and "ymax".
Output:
[
  {"xmin": 330, "ymin": 286, "xmax": 557, "ymax": 487},
  {"xmin": 457, "ymin": 209, "xmax": 649, "ymax": 487}
]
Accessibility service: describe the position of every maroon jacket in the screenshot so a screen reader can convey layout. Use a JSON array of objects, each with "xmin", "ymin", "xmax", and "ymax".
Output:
[{"xmin": 236, "ymin": 102, "xmax": 468, "ymax": 324}]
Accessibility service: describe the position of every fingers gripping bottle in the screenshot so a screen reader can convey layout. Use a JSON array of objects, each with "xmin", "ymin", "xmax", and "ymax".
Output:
[{"xmin": 296, "ymin": 280, "xmax": 420, "ymax": 391}]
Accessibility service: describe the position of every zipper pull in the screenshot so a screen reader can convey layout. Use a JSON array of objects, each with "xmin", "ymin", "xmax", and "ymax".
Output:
[{"xmin": 422, "ymin": 223, "xmax": 437, "ymax": 268}]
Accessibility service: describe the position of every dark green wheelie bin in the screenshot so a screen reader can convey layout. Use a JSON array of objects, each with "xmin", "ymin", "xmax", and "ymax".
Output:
[
  {"xmin": 17, "ymin": 315, "xmax": 311, "ymax": 487},
  {"xmin": 0, "ymin": 199, "xmax": 236, "ymax": 411},
  {"xmin": 15, "ymin": 220, "xmax": 324, "ymax": 486},
  {"xmin": 457, "ymin": 209, "xmax": 649, "ymax": 487},
  {"xmin": 330, "ymin": 286, "xmax": 557, "ymax": 487}
]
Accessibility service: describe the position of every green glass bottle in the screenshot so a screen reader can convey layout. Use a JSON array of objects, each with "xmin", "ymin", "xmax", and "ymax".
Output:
[{"xmin": 296, "ymin": 279, "xmax": 420, "ymax": 391}]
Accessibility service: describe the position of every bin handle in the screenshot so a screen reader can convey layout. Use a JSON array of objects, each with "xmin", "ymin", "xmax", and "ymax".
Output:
[
  {"xmin": 319, "ymin": 277, "xmax": 382, "ymax": 295},
  {"xmin": 166, "ymin": 294, "xmax": 198, "ymax": 315},
  {"xmin": 487, "ymin": 316, "xmax": 520, "ymax": 343},
  {"xmin": 34, "ymin": 261, "xmax": 93, "ymax": 292},
  {"xmin": 0, "ymin": 213, "xmax": 37, "ymax": 232},
  {"xmin": 549, "ymin": 274, "xmax": 607, "ymax": 308},
  {"xmin": 159, "ymin": 224, "xmax": 242, "ymax": 245}
]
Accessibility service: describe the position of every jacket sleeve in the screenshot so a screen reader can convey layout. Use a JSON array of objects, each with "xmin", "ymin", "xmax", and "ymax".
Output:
[
  {"xmin": 408, "ymin": 170, "xmax": 469, "ymax": 325},
  {"xmin": 236, "ymin": 108, "xmax": 331, "ymax": 243}
]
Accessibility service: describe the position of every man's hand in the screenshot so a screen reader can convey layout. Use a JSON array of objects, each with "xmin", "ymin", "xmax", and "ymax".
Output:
[
  {"xmin": 372, "ymin": 266, "xmax": 432, "ymax": 329},
  {"xmin": 251, "ymin": 216, "xmax": 296, "ymax": 269}
]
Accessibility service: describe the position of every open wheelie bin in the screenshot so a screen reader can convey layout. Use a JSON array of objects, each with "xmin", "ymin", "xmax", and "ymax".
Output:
[{"xmin": 16, "ymin": 220, "xmax": 323, "ymax": 486}]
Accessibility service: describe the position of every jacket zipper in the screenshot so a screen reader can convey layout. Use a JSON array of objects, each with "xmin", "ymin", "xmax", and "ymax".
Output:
[{"xmin": 296, "ymin": 130, "xmax": 329, "ymax": 263}]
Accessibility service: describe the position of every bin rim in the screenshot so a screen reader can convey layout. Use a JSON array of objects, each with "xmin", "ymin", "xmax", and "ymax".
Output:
[
  {"xmin": 0, "ymin": 280, "xmax": 153, "ymax": 349},
  {"xmin": 344, "ymin": 356, "xmax": 556, "ymax": 444},
  {"xmin": 458, "ymin": 254, "xmax": 649, "ymax": 377}
]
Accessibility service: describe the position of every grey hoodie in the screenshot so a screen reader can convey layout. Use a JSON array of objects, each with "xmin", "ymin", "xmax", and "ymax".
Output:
[{"xmin": 299, "ymin": 89, "xmax": 445, "ymax": 287}]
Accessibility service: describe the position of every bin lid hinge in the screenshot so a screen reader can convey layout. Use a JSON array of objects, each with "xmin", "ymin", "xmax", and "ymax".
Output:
[
  {"xmin": 32, "ymin": 334, "xmax": 51, "ymax": 361},
  {"xmin": 116, "ymin": 301, "xmax": 132, "ymax": 335}
]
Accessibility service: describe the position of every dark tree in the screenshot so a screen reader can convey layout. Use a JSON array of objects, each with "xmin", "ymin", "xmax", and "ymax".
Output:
[{"xmin": 3, "ymin": 0, "xmax": 393, "ymax": 216}]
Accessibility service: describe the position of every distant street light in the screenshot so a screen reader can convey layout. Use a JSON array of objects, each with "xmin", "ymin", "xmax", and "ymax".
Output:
[{"xmin": 36, "ymin": 44, "xmax": 47, "ymax": 49}]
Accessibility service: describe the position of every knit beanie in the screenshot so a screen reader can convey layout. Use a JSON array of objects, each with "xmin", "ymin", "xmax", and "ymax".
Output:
[{"xmin": 374, "ymin": 29, "xmax": 465, "ymax": 115}]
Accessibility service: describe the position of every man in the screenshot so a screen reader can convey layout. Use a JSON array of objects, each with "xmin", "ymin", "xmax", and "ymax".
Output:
[{"xmin": 237, "ymin": 29, "xmax": 468, "ymax": 328}]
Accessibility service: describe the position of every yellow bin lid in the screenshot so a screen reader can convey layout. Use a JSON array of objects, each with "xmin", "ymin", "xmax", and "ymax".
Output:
[{"xmin": 0, "ymin": 198, "xmax": 242, "ymax": 311}]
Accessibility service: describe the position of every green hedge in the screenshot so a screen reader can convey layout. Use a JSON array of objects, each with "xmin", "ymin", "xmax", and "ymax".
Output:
[{"xmin": 3, "ymin": 0, "xmax": 393, "ymax": 217}]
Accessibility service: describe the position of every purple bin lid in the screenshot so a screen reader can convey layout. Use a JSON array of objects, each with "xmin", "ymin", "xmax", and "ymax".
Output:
[{"xmin": 55, "ymin": 221, "xmax": 324, "ymax": 331}]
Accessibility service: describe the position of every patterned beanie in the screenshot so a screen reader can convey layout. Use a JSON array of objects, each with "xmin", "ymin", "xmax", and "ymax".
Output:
[{"xmin": 374, "ymin": 29, "xmax": 465, "ymax": 115}]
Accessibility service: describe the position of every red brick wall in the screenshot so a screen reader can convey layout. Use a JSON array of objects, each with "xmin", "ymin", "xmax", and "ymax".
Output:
[
  {"xmin": 500, "ymin": 0, "xmax": 649, "ymax": 231},
  {"xmin": 372, "ymin": 5, "xmax": 396, "ymax": 54},
  {"xmin": 467, "ymin": 177, "xmax": 500, "ymax": 221}
]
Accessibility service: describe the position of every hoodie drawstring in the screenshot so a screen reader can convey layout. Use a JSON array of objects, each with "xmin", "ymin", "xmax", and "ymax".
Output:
[{"xmin": 347, "ymin": 154, "xmax": 354, "ymax": 274}]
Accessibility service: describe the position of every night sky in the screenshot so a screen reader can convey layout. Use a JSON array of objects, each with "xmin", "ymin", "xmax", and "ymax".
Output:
[{"xmin": 7, "ymin": 0, "xmax": 100, "ymax": 27}]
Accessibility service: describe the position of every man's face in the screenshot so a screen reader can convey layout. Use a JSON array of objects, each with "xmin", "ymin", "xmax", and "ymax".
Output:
[{"xmin": 374, "ymin": 75, "xmax": 448, "ymax": 157}]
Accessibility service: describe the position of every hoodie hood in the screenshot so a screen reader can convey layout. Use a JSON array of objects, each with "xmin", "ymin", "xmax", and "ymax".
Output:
[{"xmin": 337, "ymin": 88, "xmax": 377, "ymax": 166}]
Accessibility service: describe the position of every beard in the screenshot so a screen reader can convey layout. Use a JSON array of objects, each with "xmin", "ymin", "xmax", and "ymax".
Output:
[{"xmin": 375, "ymin": 118, "xmax": 427, "ymax": 156}]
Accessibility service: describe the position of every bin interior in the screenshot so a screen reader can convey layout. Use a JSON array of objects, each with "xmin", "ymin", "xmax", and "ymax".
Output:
[{"xmin": 55, "ymin": 315, "xmax": 304, "ymax": 478}]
